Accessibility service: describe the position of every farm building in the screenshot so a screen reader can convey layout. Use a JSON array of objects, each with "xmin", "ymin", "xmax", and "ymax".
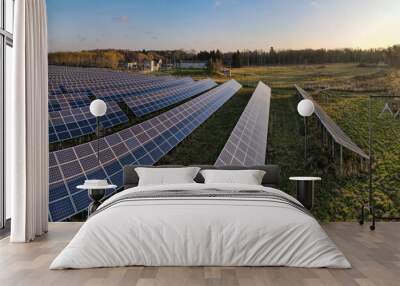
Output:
[{"xmin": 143, "ymin": 59, "xmax": 162, "ymax": 72}]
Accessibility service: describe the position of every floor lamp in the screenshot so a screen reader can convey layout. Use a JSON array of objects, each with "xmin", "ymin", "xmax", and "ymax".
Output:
[
  {"xmin": 297, "ymin": 99, "xmax": 315, "ymax": 163},
  {"xmin": 359, "ymin": 95, "xmax": 400, "ymax": 231},
  {"xmin": 82, "ymin": 99, "xmax": 109, "ymax": 215},
  {"xmin": 89, "ymin": 99, "xmax": 107, "ymax": 163}
]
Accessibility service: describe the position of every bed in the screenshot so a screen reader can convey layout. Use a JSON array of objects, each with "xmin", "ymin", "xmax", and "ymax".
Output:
[{"xmin": 50, "ymin": 165, "xmax": 351, "ymax": 269}]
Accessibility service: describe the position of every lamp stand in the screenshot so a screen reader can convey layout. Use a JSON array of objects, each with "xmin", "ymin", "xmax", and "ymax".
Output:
[
  {"xmin": 304, "ymin": 117, "xmax": 307, "ymax": 163},
  {"xmin": 368, "ymin": 95, "xmax": 375, "ymax": 231},
  {"xmin": 360, "ymin": 96, "xmax": 375, "ymax": 230},
  {"xmin": 96, "ymin": 116, "xmax": 100, "ymax": 163}
]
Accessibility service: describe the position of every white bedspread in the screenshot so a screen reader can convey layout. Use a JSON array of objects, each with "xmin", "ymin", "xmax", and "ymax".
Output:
[{"xmin": 50, "ymin": 183, "xmax": 351, "ymax": 269}]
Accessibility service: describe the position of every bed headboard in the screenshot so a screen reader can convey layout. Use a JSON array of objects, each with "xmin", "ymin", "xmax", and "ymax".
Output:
[{"xmin": 123, "ymin": 165, "xmax": 281, "ymax": 189}]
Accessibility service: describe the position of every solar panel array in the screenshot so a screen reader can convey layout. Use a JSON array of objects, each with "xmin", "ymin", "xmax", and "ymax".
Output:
[
  {"xmin": 49, "ymin": 78, "xmax": 216, "ymax": 143},
  {"xmin": 215, "ymin": 81, "xmax": 271, "ymax": 166},
  {"xmin": 295, "ymin": 85, "xmax": 369, "ymax": 159},
  {"xmin": 49, "ymin": 101, "xmax": 129, "ymax": 143},
  {"xmin": 48, "ymin": 66, "xmax": 193, "ymax": 112},
  {"xmin": 48, "ymin": 81, "xmax": 216, "ymax": 144},
  {"xmin": 124, "ymin": 78, "xmax": 217, "ymax": 117},
  {"xmin": 49, "ymin": 66, "xmax": 173, "ymax": 95},
  {"xmin": 92, "ymin": 77, "xmax": 194, "ymax": 103},
  {"xmin": 49, "ymin": 80, "xmax": 242, "ymax": 221},
  {"xmin": 48, "ymin": 93, "xmax": 92, "ymax": 112}
]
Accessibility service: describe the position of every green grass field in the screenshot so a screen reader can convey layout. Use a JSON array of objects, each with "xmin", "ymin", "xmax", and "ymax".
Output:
[
  {"xmin": 158, "ymin": 88, "xmax": 253, "ymax": 165},
  {"xmin": 157, "ymin": 63, "xmax": 400, "ymax": 221}
]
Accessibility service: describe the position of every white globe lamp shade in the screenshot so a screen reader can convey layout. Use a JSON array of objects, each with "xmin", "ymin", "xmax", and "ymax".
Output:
[
  {"xmin": 297, "ymin": 99, "xmax": 315, "ymax": 117},
  {"xmin": 90, "ymin": 99, "xmax": 107, "ymax": 117}
]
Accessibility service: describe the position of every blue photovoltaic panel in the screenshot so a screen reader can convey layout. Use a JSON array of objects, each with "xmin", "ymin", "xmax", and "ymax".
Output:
[
  {"xmin": 48, "ymin": 66, "xmax": 193, "ymax": 112},
  {"xmin": 49, "ymin": 101, "xmax": 129, "ymax": 143},
  {"xmin": 49, "ymin": 66, "xmax": 174, "ymax": 95},
  {"xmin": 48, "ymin": 80, "xmax": 242, "ymax": 221},
  {"xmin": 124, "ymin": 79, "xmax": 217, "ymax": 117},
  {"xmin": 215, "ymin": 81, "xmax": 271, "ymax": 166},
  {"xmin": 48, "ymin": 93, "xmax": 91, "ymax": 112},
  {"xmin": 92, "ymin": 77, "xmax": 194, "ymax": 103}
]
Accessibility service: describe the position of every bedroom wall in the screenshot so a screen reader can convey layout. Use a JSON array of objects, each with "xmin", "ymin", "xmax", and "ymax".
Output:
[{"xmin": 46, "ymin": 0, "xmax": 400, "ymax": 222}]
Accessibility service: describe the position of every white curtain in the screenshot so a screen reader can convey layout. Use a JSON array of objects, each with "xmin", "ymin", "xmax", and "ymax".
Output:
[{"xmin": 7, "ymin": 0, "xmax": 49, "ymax": 242}]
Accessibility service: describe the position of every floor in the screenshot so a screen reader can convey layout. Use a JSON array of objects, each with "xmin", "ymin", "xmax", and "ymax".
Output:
[{"xmin": 0, "ymin": 222, "xmax": 399, "ymax": 286}]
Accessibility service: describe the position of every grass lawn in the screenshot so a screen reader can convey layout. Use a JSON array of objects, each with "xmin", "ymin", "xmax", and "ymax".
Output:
[
  {"xmin": 157, "ymin": 87, "xmax": 253, "ymax": 165},
  {"xmin": 158, "ymin": 63, "xmax": 400, "ymax": 221}
]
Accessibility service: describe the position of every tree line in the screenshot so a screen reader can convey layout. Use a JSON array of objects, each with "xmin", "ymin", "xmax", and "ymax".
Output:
[
  {"xmin": 48, "ymin": 50, "xmax": 125, "ymax": 69},
  {"xmin": 220, "ymin": 46, "xmax": 399, "ymax": 68},
  {"xmin": 48, "ymin": 45, "xmax": 400, "ymax": 69}
]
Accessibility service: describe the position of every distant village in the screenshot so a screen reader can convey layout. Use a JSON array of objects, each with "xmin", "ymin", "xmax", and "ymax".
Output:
[{"xmin": 48, "ymin": 49, "xmax": 213, "ymax": 72}]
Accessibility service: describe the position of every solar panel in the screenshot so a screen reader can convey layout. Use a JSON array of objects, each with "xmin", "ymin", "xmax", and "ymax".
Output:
[
  {"xmin": 48, "ymin": 80, "xmax": 242, "ymax": 221},
  {"xmin": 295, "ymin": 85, "xmax": 369, "ymax": 159},
  {"xmin": 48, "ymin": 66, "xmax": 174, "ymax": 95},
  {"xmin": 48, "ymin": 93, "xmax": 91, "ymax": 112},
  {"xmin": 215, "ymin": 81, "xmax": 271, "ymax": 166},
  {"xmin": 92, "ymin": 77, "xmax": 194, "ymax": 103},
  {"xmin": 124, "ymin": 79, "xmax": 217, "ymax": 117},
  {"xmin": 49, "ymin": 101, "xmax": 129, "ymax": 143},
  {"xmin": 48, "ymin": 66, "xmax": 194, "ymax": 112}
]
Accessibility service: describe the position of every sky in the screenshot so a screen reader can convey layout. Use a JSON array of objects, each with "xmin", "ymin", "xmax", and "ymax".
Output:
[{"xmin": 47, "ymin": 0, "xmax": 400, "ymax": 52}]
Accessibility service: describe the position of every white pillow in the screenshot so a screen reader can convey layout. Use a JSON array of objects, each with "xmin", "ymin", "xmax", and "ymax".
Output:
[
  {"xmin": 135, "ymin": 167, "xmax": 200, "ymax": 186},
  {"xmin": 200, "ymin": 169, "xmax": 266, "ymax": 185}
]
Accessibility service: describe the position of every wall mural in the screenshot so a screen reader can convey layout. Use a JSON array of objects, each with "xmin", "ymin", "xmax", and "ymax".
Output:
[{"xmin": 47, "ymin": 0, "xmax": 400, "ymax": 222}]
